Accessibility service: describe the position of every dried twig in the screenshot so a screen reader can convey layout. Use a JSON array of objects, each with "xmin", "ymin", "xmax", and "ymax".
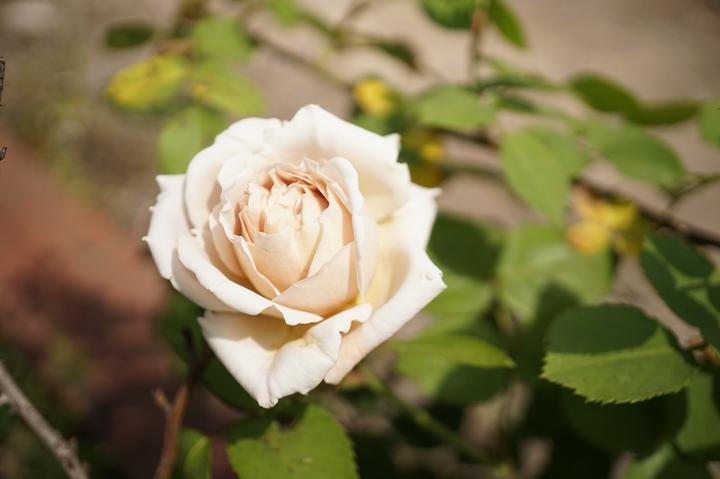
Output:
[
  {"xmin": 152, "ymin": 340, "xmax": 211, "ymax": 479},
  {"xmin": 0, "ymin": 360, "xmax": 88, "ymax": 479}
]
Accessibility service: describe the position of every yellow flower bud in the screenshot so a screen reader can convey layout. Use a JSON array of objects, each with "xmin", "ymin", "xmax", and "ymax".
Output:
[
  {"xmin": 567, "ymin": 220, "xmax": 611, "ymax": 254},
  {"xmin": 353, "ymin": 79, "xmax": 394, "ymax": 116}
]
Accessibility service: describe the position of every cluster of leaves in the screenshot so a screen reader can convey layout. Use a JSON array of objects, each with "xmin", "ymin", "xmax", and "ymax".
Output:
[{"xmin": 101, "ymin": 0, "xmax": 720, "ymax": 478}]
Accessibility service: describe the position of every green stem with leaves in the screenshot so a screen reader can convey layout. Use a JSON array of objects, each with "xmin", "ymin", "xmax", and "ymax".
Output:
[{"xmin": 359, "ymin": 364, "xmax": 500, "ymax": 466}]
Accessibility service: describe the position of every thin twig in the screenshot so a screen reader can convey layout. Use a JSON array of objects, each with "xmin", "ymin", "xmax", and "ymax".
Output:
[
  {"xmin": 360, "ymin": 364, "xmax": 500, "ymax": 466},
  {"xmin": 0, "ymin": 360, "xmax": 88, "ymax": 479},
  {"xmin": 152, "ymin": 343, "xmax": 212, "ymax": 479}
]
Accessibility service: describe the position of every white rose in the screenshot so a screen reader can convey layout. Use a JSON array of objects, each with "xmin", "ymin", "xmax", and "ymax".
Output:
[{"xmin": 145, "ymin": 105, "xmax": 445, "ymax": 408}]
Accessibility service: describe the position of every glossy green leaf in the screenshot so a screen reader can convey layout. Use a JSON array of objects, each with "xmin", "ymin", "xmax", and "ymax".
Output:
[
  {"xmin": 174, "ymin": 429, "xmax": 211, "ymax": 479},
  {"xmin": 420, "ymin": 0, "xmax": 476, "ymax": 30},
  {"xmin": 395, "ymin": 323, "xmax": 510, "ymax": 405},
  {"xmin": 562, "ymin": 393, "xmax": 665, "ymax": 453},
  {"xmin": 699, "ymin": 98, "xmax": 720, "ymax": 147},
  {"xmin": 191, "ymin": 62, "xmax": 264, "ymax": 116},
  {"xmin": 191, "ymin": 17, "xmax": 253, "ymax": 61},
  {"xmin": 226, "ymin": 404, "xmax": 358, "ymax": 479},
  {"xmin": 570, "ymin": 74, "xmax": 638, "ymax": 114},
  {"xmin": 501, "ymin": 127, "xmax": 586, "ymax": 221},
  {"xmin": 426, "ymin": 215, "xmax": 501, "ymax": 322},
  {"xmin": 106, "ymin": 55, "xmax": 189, "ymax": 111},
  {"xmin": 623, "ymin": 444, "xmax": 711, "ymax": 479},
  {"xmin": 672, "ymin": 372, "xmax": 720, "ymax": 459},
  {"xmin": 105, "ymin": 21, "xmax": 154, "ymax": 48},
  {"xmin": 157, "ymin": 107, "xmax": 225, "ymax": 174},
  {"xmin": 625, "ymin": 100, "xmax": 698, "ymax": 126},
  {"xmin": 543, "ymin": 304, "xmax": 695, "ymax": 404},
  {"xmin": 583, "ymin": 123, "xmax": 685, "ymax": 186},
  {"xmin": 415, "ymin": 86, "xmax": 495, "ymax": 130},
  {"xmin": 640, "ymin": 232, "xmax": 720, "ymax": 350},
  {"xmin": 393, "ymin": 334, "xmax": 514, "ymax": 369},
  {"xmin": 488, "ymin": 0, "xmax": 526, "ymax": 48},
  {"xmin": 497, "ymin": 224, "xmax": 611, "ymax": 319}
]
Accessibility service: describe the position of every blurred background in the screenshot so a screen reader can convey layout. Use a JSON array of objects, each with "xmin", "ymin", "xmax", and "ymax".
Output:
[{"xmin": 1, "ymin": 0, "xmax": 720, "ymax": 477}]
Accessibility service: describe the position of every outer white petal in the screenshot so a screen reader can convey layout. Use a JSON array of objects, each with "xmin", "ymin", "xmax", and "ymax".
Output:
[
  {"xmin": 324, "ymin": 247, "xmax": 445, "ymax": 384},
  {"xmin": 320, "ymin": 157, "xmax": 379, "ymax": 295},
  {"xmin": 169, "ymin": 251, "xmax": 233, "ymax": 312},
  {"xmin": 143, "ymin": 175, "xmax": 188, "ymax": 279},
  {"xmin": 144, "ymin": 175, "xmax": 188, "ymax": 279},
  {"xmin": 392, "ymin": 184, "xmax": 440, "ymax": 249},
  {"xmin": 177, "ymin": 234, "xmax": 273, "ymax": 314},
  {"xmin": 199, "ymin": 303, "xmax": 373, "ymax": 408},
  {"xmin": 266, "ymin": 105, "xmax": 411, "ymax": 219}
]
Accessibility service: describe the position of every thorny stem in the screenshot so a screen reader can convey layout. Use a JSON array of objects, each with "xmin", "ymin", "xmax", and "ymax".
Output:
[
  {"xmin": 0, "ymin": 361, "xmax": 89, "ymax": 479},
  {"xmin": 359, "ymin": 364, "xmax": 500, "ymax": 467}
]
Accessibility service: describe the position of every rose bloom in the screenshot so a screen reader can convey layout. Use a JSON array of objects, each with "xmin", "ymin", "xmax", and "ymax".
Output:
[{"xmin": 145, "ymin": 105, "xmax": 445, "ymax": 407}]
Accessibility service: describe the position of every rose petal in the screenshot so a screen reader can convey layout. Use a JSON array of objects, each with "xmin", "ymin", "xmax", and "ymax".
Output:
[
  {"xmin": 274, "ymin": 242, "xmax": 357, "ymax": 317},
  {"xmin": 267, "ymin": 105, "xmax": 411, "ymax": 219},
  {"xmin": 169, "ymin": 251, "xmax": 233, "ymax": 312},
  {"xmin": 320, "ymin": 157, "xmax": 379, "ymax": 295},
  {"xmin": 199, "ymin": 303, "xmax": 373, "ymax": 408},
  {"xmin": 324, "ymin": 246, "xmax": 445, "ymax": 384},
  {"xmin": 144, "ymin": 175, "xmax": 189, "ymax": 279},
  {"xmin": 392, "ymin": 184, "xmax": 440, "ymax": 249},
  {"xmin": 185, "ymin": 118, "xmax": 281, "ymax": 228},
  {"xmin": 208, "ymin": 205, "xmax": 244, "ymax": 277},
  {"xmin": 176, "ymin": 234, "xmax": 273, "ymax": 314}
]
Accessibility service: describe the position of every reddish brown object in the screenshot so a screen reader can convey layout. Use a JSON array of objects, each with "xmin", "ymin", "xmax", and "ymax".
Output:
[{"xmin": 0, "ymin": 126, "xmax": 171, "ymax": 477}]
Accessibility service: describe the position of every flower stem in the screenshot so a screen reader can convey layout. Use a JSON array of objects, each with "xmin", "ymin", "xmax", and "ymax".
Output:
[{"xmin": 359, "ymin": 364, "xmax": 499, "ymax": 466}]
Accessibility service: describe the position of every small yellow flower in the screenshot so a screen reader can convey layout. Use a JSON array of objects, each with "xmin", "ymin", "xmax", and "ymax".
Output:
[
  {"xmin": 353, "ymin": 79, "xmax": 394, "ymax": 116},
  {"xmin": 419, "ymin": 138, "xmax": 444, "ymax": 163},
  {"xmin": 567, "ymin": 220, "xmax": 611, "ymax": 254},
  {"xmin": 569, "ymin": 188, "xmax": 645, "ymax": 255}
]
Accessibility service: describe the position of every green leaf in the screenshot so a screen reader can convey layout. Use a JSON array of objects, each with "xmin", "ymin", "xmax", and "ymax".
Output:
[
  {"xmin": 625, "ymin": 100, "xmax": 698, "ymax": 126},
  {"xmin": 623, "ymin": 444, "xmax": 711, "ymax": 479},
  {"xmin": 420, "ymin": 0, "xmax": 476, "ymax": 30},
  {"xmin": 488, "ymin": 0, "xmax": 526, "ymax": 48},
  {"xmin": 157, "ymin": 107, "xmax": 225, "ymax": 174},
  {"xmin": 191, "ymin": 62, "xmax": 264, "ymax": 116},
  {"xmin": 395, "ymin": 323, "xmax": 510, "ymax": 405},
  {"xmin": 672, "ymin": 372, "xmax": 720, "ymax": 459},
  {"xmin": 569, "ymin": 74, "xmax": 638, "ymax": 114},
  {"xmin": 174, "ymin": 429, "xmax": 211, "ymax": 479},
  {"xmin": 542, "ymin": 304, "xmax": 696, "ymax": 404},
  {"xmin": 497, "ymin": 224, "xmax": 611, "ymax": 319},
  {"xmin": 415, "ymin": 86, "xmax": 495, "ymax": 130},
  {"xmin": 370, "ymin": 39, "xmax": 417, "ymax": 70},
  {"xmin": 640, "ymin": 232, "xmax": 720, "ymax": 350},
  {"xmin": 501, "ymin": 127, "xmax": 586, "ymax": 221},
  {"xmin": 393, "ymin": 334, "xmax": 514, "ymax": 369},
  {"xmin": 106, "ymin": 55, "xmax": 189, "ymax": 111},
  {"xmin": 191, "ymin": 17, "xmax": 253, "ymax": 61},
  {"xmin": 226, "ymin": 404, "xmax": 358, "ymax": 479},
  {"xmin": 266, "ymin": 0, "xmax": 305, "ymax": 26},
  {"xmin": 582, "ymin": 123, "xmax": 685, "ymax": 186},
  {"xmin": 562, "ymin": 393, "xmax": 665, "ymax": 453},
  {"xmin": 426, "ymin": 215, "xmax": 501, "ymax": 322},
  {"xmin": 699, "ymin": 98, "xmax": 720, "ymax": 147},
  {"xmin": 105, "ymin": 21, "xmax": 154, "ymax": 48}
]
